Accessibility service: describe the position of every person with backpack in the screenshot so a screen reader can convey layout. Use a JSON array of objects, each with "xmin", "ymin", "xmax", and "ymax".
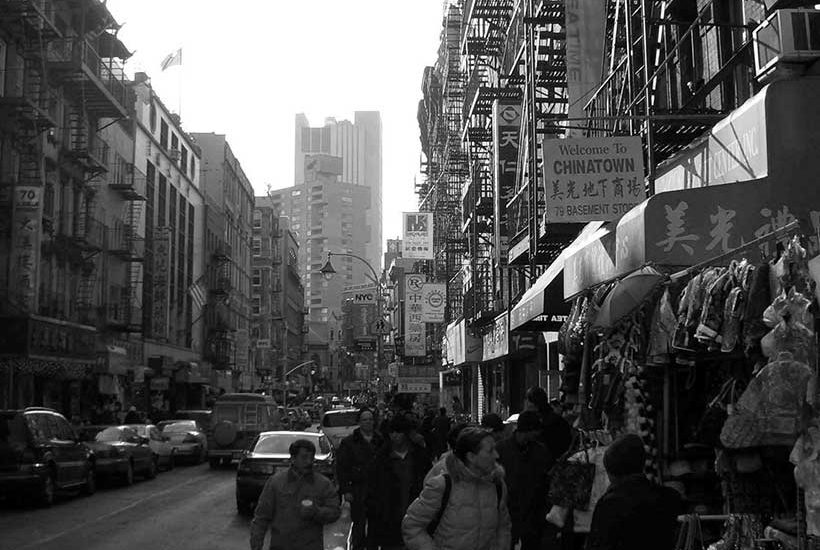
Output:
[
  {"xmin": 402, "ymin": 427, "xmax": 511, "ymax": 550},
  {"xmin": 496, "ymin": 411, "xmax": 554, "ymax": 550}
]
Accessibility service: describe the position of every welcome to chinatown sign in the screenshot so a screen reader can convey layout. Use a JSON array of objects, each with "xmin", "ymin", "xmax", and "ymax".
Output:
[{"xmin": 543, "ymin": 136, "xmax": 645, "ymax": 223}]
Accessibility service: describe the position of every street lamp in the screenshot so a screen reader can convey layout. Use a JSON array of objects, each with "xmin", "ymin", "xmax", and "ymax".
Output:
[{"xmin": 318, "ymin": 251, "xmax": 385, "ymax": 392}]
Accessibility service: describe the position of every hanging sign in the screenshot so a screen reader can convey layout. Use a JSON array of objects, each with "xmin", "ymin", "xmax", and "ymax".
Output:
[
  {"xmin": 420, "ymin": 283, "xmax": 446, "ymax": 323},
  {"xmin": 404, "ymin": 273, "xmax": 427, "ymax": 356},
  {"xmin": 493, "ymin": 100, "xmax": 521, "ymax": 265},
  {"xmin": 151, "ymin": 227, "xmax": 171, "ymax": 339},
  {"xmin": 402, "ymin": 212, "xmax": 434, "ymax": 259},
  {"xmin": 543, "ymin": 136, "xmax": 645, "ymax": 223}
]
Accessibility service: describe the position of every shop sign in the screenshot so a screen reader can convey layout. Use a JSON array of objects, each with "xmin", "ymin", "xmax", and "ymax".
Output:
[
  {"xmin": 355, "ymin": 337, "xmax": 376, "ymax": 352},
  {"xmin": 565, "ymin": 0, "xmax": 606, "ymax": 137},
  {"xmin": 402, "ymin": 212, "xmax": 434, "ymax": 259},
  {"xmin": 543, "ymin": 136, "xmax": 645, "ymax": 223},
  {"xmin": 616, "ymin": 178, "xmax": 820, "ymax": 272},
  {"xmin": 398, "ymin": 382, "xmax": 432, "ymax": 394},
  {"xmin": 654, "ymin": 90, "xmax": 768, "ymax": 194},
  {"xmin": 483, "ymin": 312, "xmax": 509, "ymax": 362},
  {"xmin": 387, "ymin": 362, "xmax": 399, "ymax": 377},
  {"xmin": 255, "ymin": 339, "xmax": 271, "ymax": 349},
  {"xmin": 493, "ymin": 100, "xmax": 521, "ymax": 264},
  {"xmin": 7, "ymin": 186, "xmax": 43, "ymax": 313},
  {"xmin": 445, "ymin": 319, "xmax": 482, "ymax": 366},
  {"xmin": 151, "ymin": 227, "xmax": 171, "ymax": 340},
  {"xmin": 420, "ymin": 283, "xmax": 446, "ymax": 323},
  {"xmin": 235, "ymin": 329, "xmax": 249, "ymax": 370},
  {"xmin": 404, "ymin": 273, "xmax": 427, "ymax": 357},
  {"xmin": 150, "ymin": 376, "xmax": 169, "ymax": 391},
  {"xmin": 511, "ymin": 332, "xmax": 539, "ymax": 354},
  {"xmin": 25, "ymin": 316, "xmax": 97, "ymax": 360},
  {"xmin": 564, "ymin": 229, "xmax": 617, "ymax": 298}
]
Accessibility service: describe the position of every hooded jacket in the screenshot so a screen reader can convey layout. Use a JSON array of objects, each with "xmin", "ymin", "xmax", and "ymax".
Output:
[{"xmin": 402, "ymin": 452, "xmax": 512, "ymax": 550}]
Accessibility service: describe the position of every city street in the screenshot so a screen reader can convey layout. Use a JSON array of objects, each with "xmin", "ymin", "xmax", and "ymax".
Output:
[{"xmin": 0, "ymin": 464, "xmax": 350, "ymax": 550}]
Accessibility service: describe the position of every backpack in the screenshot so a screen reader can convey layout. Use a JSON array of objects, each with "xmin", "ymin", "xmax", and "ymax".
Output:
[{"xmin": 426, "ymin": 473, "xmax": 504, "ymax": 536}]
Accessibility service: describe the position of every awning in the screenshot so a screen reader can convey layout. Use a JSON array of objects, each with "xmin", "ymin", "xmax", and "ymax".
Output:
[{"xmin": 510, "ymin": 221, "xmax": 607, "ymax": 331}]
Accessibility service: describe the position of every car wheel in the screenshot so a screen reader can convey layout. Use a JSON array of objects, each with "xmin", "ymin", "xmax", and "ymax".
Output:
[
  {"xmin": 167, "ymin": 451, "xmax": 176, "ymax": 471},
  {"xmin": 123, "ymin": 461, "xmax": 134, "ymax": 486},
  {"xmin": 209, "ymin": 457, "xmax": 221, "ymax": 469},
  {"xmin": 221, "ymin": 457, "xmax": 231, "ymax": 467},
  {"xmin": 236, "ymin": 497, "xmax": 253, "ymax": 516},
  {"xmin": 198, "ymin": 446, "xmax": 207, "ymax": 464},
  {"xmin": 147, "ymin": 456, "xmax": 158, "ymax": 479},
  {"xmin": 82, "ymin": 464, "xmax": 96, "ymax": 496},
  {"xmin": 39, "ymin": 471, "xmax": 56, "ymax": 507}
]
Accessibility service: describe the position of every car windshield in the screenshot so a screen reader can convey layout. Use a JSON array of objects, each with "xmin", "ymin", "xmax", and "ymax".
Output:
[
  {"xmin": 129, "ymin": 425, "xmax": 148, "ymax": 436},
  {"xmin": 162, "ymin": 421, "xmax": 197, "ymax": 433},
  {"xmin": 95, "ymin": 427, "xmax": 123, "ymax": 442},
  {"xmin": 322, "ymin": 411, "xmax": 358, "ymax": 428},
  {"xmin": 254, "ymin": 434, "xmax": 318, "ymax": 455},
  {"xmin": 0, "ymin": 414, "xmax": 28, "ymax": 446}
]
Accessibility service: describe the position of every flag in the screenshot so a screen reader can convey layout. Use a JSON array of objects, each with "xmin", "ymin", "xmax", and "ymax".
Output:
[
  {"xmin": 160, "ymin": 48, "xmax": 182, "ymax": 71},
  {"xmin": 188, "ymin": 280, "xmax": 206, "ymax": 310}
]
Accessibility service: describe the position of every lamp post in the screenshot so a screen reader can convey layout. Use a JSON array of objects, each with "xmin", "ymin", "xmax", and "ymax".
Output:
[{"xmin": 319, "ymin": 252, "xmax": 384, "ymax": 394}]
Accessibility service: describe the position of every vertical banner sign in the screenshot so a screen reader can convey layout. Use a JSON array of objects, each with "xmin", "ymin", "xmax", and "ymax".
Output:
[
  {"xmin": 493, "ymin": 100, "xmax": 521, "ymax": 266},
  {"xmin": 420, "ymin": 283, "xmax": 446, "ymax": 323},
  {"xmin": 565, "ymin": 0, "xmax": 606, "ymax": 138},
  {"xmin": 543, "ymin": 136, "xmax": 645, "ymax": 223},
  {"xmin": 404, "ymin": 273, "xmax": 427, "ymax": 357},
  {"xmin": 151, "ymin": 226, "xmax": 171, "ymax": 339},
  {"xmin": 9, "ymin": 186, "xmax": 43, "ymax": 313},
  {"xmin": 402, "ymin": 212, "xmax": 434, "ymax": 259},
  {"xmin": 235, "ymin": 328, "xmax": 249, "ymax": 370}
]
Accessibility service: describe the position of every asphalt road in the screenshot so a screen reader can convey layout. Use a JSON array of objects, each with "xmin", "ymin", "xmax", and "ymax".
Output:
[{"xmin": 0, "ymin": 463, "xmax": 350, "ymax": 550}]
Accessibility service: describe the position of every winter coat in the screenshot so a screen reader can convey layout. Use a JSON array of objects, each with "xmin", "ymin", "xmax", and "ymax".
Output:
[
  {"xmin": 496, "ymin": 436, "xmax": 553, "ymax": 533},
  {"xmin": 586, "ymin": 474, "xmax": 683, "ymax": 550},
  {"xmin": 539, "ymin": 409, "xmax": 572, "ymax": 458},
  {"xmin": 336, "ymin": 428, "xmax": 383, "ymax": 496},
  {"xmin": 366, "ymin": 441, "xmax": 432, "ymax": 547},
  {"xmin": 250, "ymin": 468, "xmax": 341, "ymax": 550},
  {"xmin": 424, "ymin": 450, "xmax": 451, "ymax": 483},
  {"xmin": 402, "ymin": 452, "xmax": 512, "ymax": 550}
]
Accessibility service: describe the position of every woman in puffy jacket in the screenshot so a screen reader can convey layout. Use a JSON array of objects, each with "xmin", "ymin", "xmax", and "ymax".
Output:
[{"xmin": 402, "ymin": 427, "xmax": 511, "ymax": 550}]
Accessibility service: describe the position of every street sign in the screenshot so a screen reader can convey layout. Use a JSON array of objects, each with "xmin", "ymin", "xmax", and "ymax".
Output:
[
  {"xmin": 397, "ymin": 382, "xmax": 432, "ymax": 394},
  {"xmin": 351, "ymin": 289, "xmax": 377, "ymax": 304},
  {"xmin": 371, "ymin": 319, "xmax": 390, "ymax": 335}
]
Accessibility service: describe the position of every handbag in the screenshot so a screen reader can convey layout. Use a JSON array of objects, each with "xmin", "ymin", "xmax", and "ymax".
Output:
[{"xmin": 548, "ymin": 438, "xmax": 595, "ymax": 511}]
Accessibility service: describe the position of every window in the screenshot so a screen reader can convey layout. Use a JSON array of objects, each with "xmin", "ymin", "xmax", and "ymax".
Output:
[
  {"xmin": 253, "ymin": 213, "xmax": 262, "ymax": 228},
  {"xmin": 149, "ymin": 102, "xmax": 157, "ymax": 131},
  {"xmin": 252, "ymin": 297, "xmax": 261, "ymax": 314},
  {"xmin": 171, "ymin": 133, "xmax": 179, "ymax": 151},
  {"xmin": 252, "ymin": 269, "xmax": 261, "ymax": 286},
  {"xmin": 190, "ymin": 157, "xmax": 196, "ymax": 179},
  {"xmin": 252, "ymin": 238, "xmax": 261, "ymax": 256},
  {"xmin": 160, "ymin": 118, "xmax": 168, "ymax": 148},
  {"xmin": 180, "ymin": 146, "xmax": 188, "ymax": 169}
]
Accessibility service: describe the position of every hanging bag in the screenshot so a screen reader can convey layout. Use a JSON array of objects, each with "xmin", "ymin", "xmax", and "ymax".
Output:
[{"xmin": 548, "ymin": 433, "xmax": 595, "ymax": 510}]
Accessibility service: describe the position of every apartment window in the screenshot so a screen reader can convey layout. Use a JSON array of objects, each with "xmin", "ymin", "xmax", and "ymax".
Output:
[
  {"xmin": 171, "ymin": 133, "xmax": 179, "ymax": 153},
  {"xmin": 160, "ymin": 118, "xmax": 168, "ymax": 148},
  {"xmin": 180, "ymin": 146, "xmax": 188, "ymax": 169},
  {"xmin": 310, "ymin": 298, "xmax": 322, "ymax": 305},
  {"xmin": 252, "ymin": 269, "xmax": 261, "ymax": 286},
  {"xmin": 252, "ymin": 213, "xmax": 262, "ymax": 228},
  {"xmin": 252, "ymin": 297, "xmax": 261, "ymax": 315},
  {"xmin": 149, "ymin": 102, "xmax": 157, "ymax": 131},
  {"xmin": 252, "ymin": 238, "xmax": 261, "ymax": 256}
]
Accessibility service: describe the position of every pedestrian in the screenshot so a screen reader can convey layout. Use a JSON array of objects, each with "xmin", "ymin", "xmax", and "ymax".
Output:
[
  {"xmin": 124, "ymin": 406, "xmax": 141, "ymax": 424},
  {"xmin": 367, "ymin": 414, "xmax": 432, "ymax": 550},
  {"xmin": 586, "ymin": 434, "xmax": 682, "ymax": 550},
  {"xmin": 250, "ymin": 438, "xmax": 340, "ymax": 550},
  {"xmin": 431, "ymin": 407, "xmax": 451, "ymax": 458},
  {"xmin": 451, "ymin": 395, "xmax": 464, "ymax": 417},
  {"xmin": 425, "ymin": 422, "xmax": 468, "ymax": 482},
  {"xmin": 525, "ymin": 386, "xmax": 572, "ymax": 458},
  {"xmin": 402, "ymin": 427, "xmax": 511, "ymax": 550},
  {"xmin": 496, "ymin": 411, "xmax": 554, "ymax": 550},
  {"xmin": 480, "ymin": 413, "xmax": 507, "ymax": 443},
  {"xmin": 337, "ymin": 407, "xmax": 384, "ymax": 550}
]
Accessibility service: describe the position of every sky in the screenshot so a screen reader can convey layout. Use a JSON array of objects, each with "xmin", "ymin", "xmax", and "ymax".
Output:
[{"xmin": 106, "ymin": 0, "xmax": 446, "ymax": 245}]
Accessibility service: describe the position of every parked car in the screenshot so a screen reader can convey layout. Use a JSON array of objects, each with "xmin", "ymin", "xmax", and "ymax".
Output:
[
  {"xmin": 77, "ymin": 425, "xmax": 156, "ymax": 484},
  {"xmin": 0, "ymin": 407, "xmax": 96, "ymax": 506},
  {"xmin": 171, "ymin": 410, "xmax": 212, "ymax": 433},
  {"xmin": 158, "ymin": 420, "xmax": 207, "ymax": 464},
  {"xmin": 235, "ymin": 431, "xmax": 335, "ymax": 515},
  {"xmin": 320, "ymin": 408, "xmax": 359, "ymax": 449},
  {"xmin": 207, "ymin": 393, "xmax": 281, "ymax": 468},
  {"xmin": 127, "ymin": 424, "xmax": 176, "ymax": 471}
]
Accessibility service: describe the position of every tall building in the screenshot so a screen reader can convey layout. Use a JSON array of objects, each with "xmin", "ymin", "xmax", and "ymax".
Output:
[
  {"xmin": 294, "ymin": 112, "xmax": 382, "ymax": 271},
  {"xmin": 192, "ymin": 132, "xmax": 255, "ymax": 392}
]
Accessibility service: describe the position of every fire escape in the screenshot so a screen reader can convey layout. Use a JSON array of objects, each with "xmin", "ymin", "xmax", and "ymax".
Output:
[
  {"xmin": 583, "ymin": 0, "xmax": 763, "ymax": 187},
  {"xmin": 461, "ymin": 0, "xmax": 520, "ymax": 326},
  {"xmin": 503, "ymin": 0, "xmax": 571, "ymax": 284},
  {"xmin": 207, "ymin": 243, "xmax": 236, "ymax": 369}
]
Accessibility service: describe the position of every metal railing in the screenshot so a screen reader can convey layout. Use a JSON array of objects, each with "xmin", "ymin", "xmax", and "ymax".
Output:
[{"xmin": 47, "ymin": 38, "xmax": 129, "ymax": 110}]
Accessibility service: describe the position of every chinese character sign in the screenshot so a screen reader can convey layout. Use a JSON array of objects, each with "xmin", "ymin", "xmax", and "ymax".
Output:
[
  {"xmin": 402, "ymin": 212, "xmax": 434, "ymax": 259},
  {"xmin": 151, "ymin": 227, "xmax": 171, "ymax": 340},
  {"xmin": 493, "ymin": 100, "xmax": 521, "ymax": 264},
  {"xmin": 420, "ymin": 283, "xmax": 446, "ymax": 323},
  {"xmin": 404, "ymin": 273, "xmax": 427, "ymax": 357},
  {"xmin": 9, "ymin": 186, "xmax": 43, "ymax": 313},
  {"xmin": 543, "ymin": 136, "xmax": 645, "ymax": 223}
]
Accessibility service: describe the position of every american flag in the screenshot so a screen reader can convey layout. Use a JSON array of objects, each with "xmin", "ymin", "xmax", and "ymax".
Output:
[{"xmin": 187, "ymin": 280, "xmax": 207, "ymax": 310}]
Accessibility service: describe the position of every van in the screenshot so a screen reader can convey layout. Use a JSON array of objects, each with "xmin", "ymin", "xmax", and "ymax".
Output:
[
  {"xmin": 207, "ymin": 394, "xmax": 280, "ymax": 467},
  {"xmin": 320, "ymin": 408, "xmax": 359, "ymax": 449}
]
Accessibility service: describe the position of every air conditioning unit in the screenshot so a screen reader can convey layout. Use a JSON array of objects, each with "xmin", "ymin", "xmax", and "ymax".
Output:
[{"xmin": 753, "ymin": 9, "xmax": 820, "ymax": 78}]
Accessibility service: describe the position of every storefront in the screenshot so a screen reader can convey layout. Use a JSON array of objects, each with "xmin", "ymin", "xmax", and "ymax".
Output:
[{"xmin": 444, "ymin": 318, "xmax": 482, "ymax": 419}]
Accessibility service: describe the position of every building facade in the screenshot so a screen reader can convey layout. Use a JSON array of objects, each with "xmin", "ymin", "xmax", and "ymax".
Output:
[
  {"xmin": 294, "ymin": 112, "xmax": 383, "ymax": 272},
  {"xmin": 192, "ymin": 132, "xmax": 255, "ymax": 392}
]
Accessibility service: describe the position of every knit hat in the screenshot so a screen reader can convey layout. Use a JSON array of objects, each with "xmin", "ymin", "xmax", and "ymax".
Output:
[
  {"xmin": 480, "ymin": 413, "xmax": 504, "ymax": 433},
  {"xmin": 516, "ymin": 410, "xmax": 542, "ymax": 433},
  {"xmin": 389, "ymin": 413, "xmax": 417, "ymax": 434},
  {"xmin": 603, "ymin": 434, "xmax": 646, "ymax": 477}
]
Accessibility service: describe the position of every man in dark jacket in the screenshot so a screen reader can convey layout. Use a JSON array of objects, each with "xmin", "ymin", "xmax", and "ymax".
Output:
[
  {"xmin": 431, "ymin": 407, "xmax": 451, "ymax": 458},
  {"xmin": 587, "ymin": 434, "xmax": 683, "ymax": 550},
  {"xmin": 525, "ymin": 386, "xmax": 572, "ymax": 457},
  {"xmin": 337, "ymin": 408, "xmax": 383, "ymax": 550},
  {"xmin": 497, "ymin": 410, "xmax": 554, "ymax": 550},
  {"xmin": 366, "ymin": 414, "xmax": 432, "ymax": 549}
]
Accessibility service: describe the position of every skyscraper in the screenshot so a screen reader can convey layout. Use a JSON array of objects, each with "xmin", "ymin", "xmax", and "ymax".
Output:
[{"xmin": 294, "ymin": 112, "xmax": 382, "ymax": 271}]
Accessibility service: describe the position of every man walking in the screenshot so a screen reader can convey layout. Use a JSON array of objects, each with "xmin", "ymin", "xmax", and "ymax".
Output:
[
  {"xmin": 250, "ymin": 439, "xmax": 340, "ymax": 550},
  {"xmin": 367, "ymin": 414, "xmax": 432, "ymax": 549},
  {"xmin": 496, "ymin": 411, "xmax": 553, "ymax": 550},
  {"xmin": 337, "ymin": 407, "xmax": 383, "ymax": 550},
  {"xmin": 431, "ymin": 407, "xmax": 451, "ymax": 458}
]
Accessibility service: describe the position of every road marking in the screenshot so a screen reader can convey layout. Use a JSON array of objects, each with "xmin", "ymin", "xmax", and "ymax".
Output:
[{"xmin": 16, "ymin": 471, "xmax": 218, "ymax": 550}]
